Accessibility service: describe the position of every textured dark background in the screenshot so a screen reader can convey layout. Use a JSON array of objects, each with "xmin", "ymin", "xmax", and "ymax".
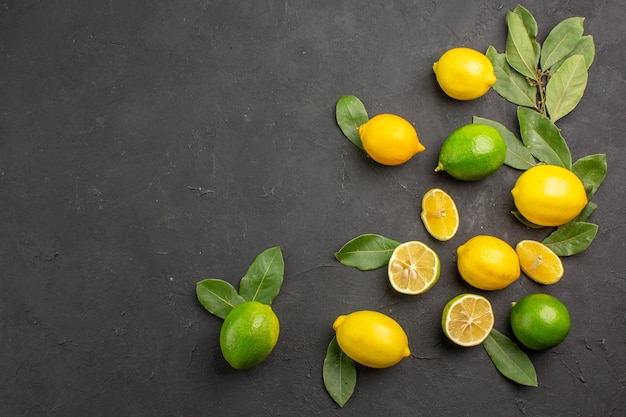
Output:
[{"xmin": 1, "ymin": 1, "xmax": 624, "ymax": 416}]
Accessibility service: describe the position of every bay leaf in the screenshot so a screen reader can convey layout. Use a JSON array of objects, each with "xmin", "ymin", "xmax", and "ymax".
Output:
[
  {"xmin": 505, "ymin": 11, "xmax": 540, "ymax": 81},
  {"xmin": 196, "ymin": 279, "xmax": 246, "ymax": 319},
  {"xmin": 335, "ymin": 234, "xmax": 400, "ymax": 270},
  {"xmin": 545, "ymin": 55, "xmax": 588, "ymax": 123},
  {"xmin": 518, "ymin": 107, "xmax": 572, "ymax": 169},
  {"xmin": 513, "ymin": 5, "xmax": 538, "ymax": 38},
  {"xmin": 551, "ymin": 35, "xmax": 595, "ymax": 72},
  {"xmin": 486, "ymin": 46, "xmax": 537, "ymax": 108},
  {"xmin": 483, "ymin": 329, "xmax": 538, "ymax": 387},
  {"xmin": 540, "ymin": 17, "xmax": 584, "ymax": 70},
  {"xmin": 336, "ymin": 95, "xmax": 368, "ymax": 150},
  {"xmin": 238, "ymin": 246, "xmax": 284, "ymax": 304},
  {"xmin": 473, "ymin": 116, "xmax": 536, "ymax": 170},
  {"xmin": 542, "ymin": 222, "xmax": 598, "ymax": 256},
  {"xmin": 572, "ymin": 154, "xmax": 607, "ymax": 199},
  {"xmin": 323, "ymin": 336, "xmax": 357, "ymax": 407}
]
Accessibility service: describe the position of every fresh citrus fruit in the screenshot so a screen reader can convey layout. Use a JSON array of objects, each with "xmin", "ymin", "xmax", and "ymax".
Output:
[
  {"xmin": 515, "ymin": 240, "xmax": 564, "ymax": 285},
  {"xmin": 435, "ymin": 123, "xmax": 506, "ymax": 181},
  {"xmin": 442, "ymin": 293, "xmax": 495, "ymax": 347},
  {"xmin": 358, "ymin": 114, "xmax": 425, "ymax": 166},
  {"xmin": 511, "ymin": 165, "xmax": 588, "ymax": 226},
  {"xmin": 219, "ymin": 301, "xmax": 280, "ymax": 369},
  {"xmin": 433, "ymin": 47, "xmax": 496, "ymax": 100},
  {"xmin": 510, "ymin": 293, "xmax": 571, "ymax": 350},
  {"xmin": 388, "ymin": 241, "xmax": 440, "ymax": 295},
  {"xmin": 456, "ymin": 235, "xmax": 521, "ymax": 291},
  {"xmin": 333, "ymin": 310, "xmax": 410, "ymax": 368},
  {"xmin": 420, "ymin": 188, "xmax": 459, "ymax": 241}
]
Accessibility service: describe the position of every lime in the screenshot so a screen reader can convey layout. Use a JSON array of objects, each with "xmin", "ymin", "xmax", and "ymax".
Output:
[
  {"xmin": 442, "ymin": 293, "xmax": 494, "ymax": 347},
  {"xmin": 420, "ymin": 188, "xmax": 460, "ymax": 241},
  {"xmin": 510, "ymin": 293, "xmax": 571, "ymax": 350},
  {"xmin": 219, "ymin": 301, "xmax": 280, "ymax": 369},
  {"xmin": 515, "ymin": 240, "xmax": 564, "ymax": 285},
  {"xmin": 358, "ymin": 114, "xmax": 426, "ymax": 166},
  {"xmin": 435, "ymin": 123, "xmax": 506, "ymax": 181},
  {"xmin": 456, "ymin": 235, "xmax": 521, "ymax": 291},
  {"xmin": 333, "ymin": 310, "xmax": 410, "ymax": 368},
  {"xmin": 433, "ymin": 47, "xmax": 496, "ymax": 100},
  {"xmin": 511, "ymin": 164, "xmax": 588, "ymax": 226},
  {"xmin": 388, "ymin": 241, "xmax": 440, "ymax": 295}
]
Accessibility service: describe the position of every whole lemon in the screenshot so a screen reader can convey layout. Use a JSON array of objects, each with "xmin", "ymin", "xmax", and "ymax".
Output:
[
  {"xmin": 510, "ymin": 293, "xmax": 571, "ymax": 350},
  {"xmin": 220, "ymin": 301, "xmax": 280, "ymax": 370},
  {"xmin": 333, "ymin": 310, "xmax": 411, "ymax": 368},
  {"xmin": 511, "ymin": 165, "xmax": 588, "ymax": 226},
  {"xmin": 435, "ymin": 123, "xmax": 506, "ymax": 181},
  {"xmin": 433, "ymin": 47, "xmax": 496, "ymax": 100},
  {"xmin": 457, "ymin": 235, "xmax": 521, "ymax": 291},
  {"xmin": 358, "ymin": 114, "xmax": 425, "ymax": 166}
]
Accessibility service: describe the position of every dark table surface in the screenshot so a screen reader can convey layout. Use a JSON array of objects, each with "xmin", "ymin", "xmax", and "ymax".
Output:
[{"xmin": 2, "ymin": 1, "xmax": 625, "ymax": 416}]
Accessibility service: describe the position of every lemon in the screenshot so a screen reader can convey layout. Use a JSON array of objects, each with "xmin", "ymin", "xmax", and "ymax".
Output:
[
  {"xmin": 433, "ymin": 47, "xmax": 496, "ymax": 100},
  {"xmin": 515, "ymin": 240, "xmax": 564, "ymax": 285},
  {"xmin": 442, "ymin": 293, "xmax": 494, "ymax": 347},
  {"xmin": 333, "ymin": 310, "xmax": 410, "ymax": 368},
  {"xmin": 219, "ymin": 301, "xmax": 280, "ymax": 370},
  {"xmin": 420, "ymin": 188, "xmax": 459, "ymax": 241},
  {"xmin": 358, "ymin": 114, "xmax": 425, "ymax": 166},
  {"xmin": 435, "ymin": 123, "xmax": 506, "ymax": 181},
  {"xmin": 510, "ymin": 293, "xmax": 571, "ymax": 350},
  {"xmin": 457, "ymin": 235, "xmax": 521, "ymax": 291},
  {"xmin": 511, "ymin": 165, "xmax": 588, "ymax": 226},
  {"xmin": 388, "ymin": 241, "xmax": 440, "ymax": 295}
]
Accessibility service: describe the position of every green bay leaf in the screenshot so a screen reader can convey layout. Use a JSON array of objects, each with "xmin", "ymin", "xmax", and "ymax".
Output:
[
  {"xmin": 483, "ymin": 329, "xmax": 538, "ymax": 387},
  {"xmin": 505, "ymin": 11, "xmax": 540, "ymax": 81},
  {"xmin": 335, "ymin": 234, "xmax": 400, "ymax": 270},
  {"xmin": 545, "ymin": 55, "xmax": 588, "ymax": 123},
  {"xmin": 486, "ymin": 46, "xmax": 537, "ymax": 108},
  {"xmin": 336, "ymin": 95, "xmax": 368, "ymax": 150},
  {"xmin": 518, "ymin": 107, "xmax": 572, "ymax": 169},
  {"xmin": 238, "ymin": 246, "xmax": 284, "ymax": 304},
  {"xmin": 540, "ymin": 17, "xmax": 584, "ymax": 70},
  {"xmin": 542, "ymin": 222, "xmax": 598, "ymax": 256},
  {"xmin": 551, "ymin": 35, "xmax": 595, "ymax": 72},
  {"xmin": 196, "ymin": 279, "xmax": 246, "ymax": 319},
  {"xmin": 513, "ymin": 5, "xmax": 538, "ymax": 38},
  {"xmin": 323, "ymin": 336, "xmax": 357, "ymax": 407},
  {"xmin": 473, "ymin": 116, "xmax": 536, "ymax": 170},
  {"xmin": 572, "ymin": 154, "xmax": 607, "ymax": 199}
]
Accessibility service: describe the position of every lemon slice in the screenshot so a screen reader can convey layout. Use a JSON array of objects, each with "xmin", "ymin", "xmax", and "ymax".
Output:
[
  {"xmin": 442, "ymin": 294, "xmax": 494, "ymax": 347},
  {"xmin": 388, "ymin": 241, "xmax": 440, "ymax": 295},
  {"xmin": 515, "ymin": 240, "xmax": 564, "ymax": 285},
  {"xmin": 420, "ymin": 188, "xmax": 459, "ymax": 241}
]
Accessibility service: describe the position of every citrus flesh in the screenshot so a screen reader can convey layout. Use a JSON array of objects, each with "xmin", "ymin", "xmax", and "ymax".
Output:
[
  {"xmin": 358, "ymin": 114, "xmax": 425, "ymax": 166},
  {"xmin": 420, "ymin": 188, "xmax": 459, "ymax": 241},
  {"xmin": 511, "ymin": 165, "xmax": 588, "ymax": 226},
  {"xmin": 515, "ymin": 240, "xmax": 564, "ymax": 285},
  {"xmin": 456, "ymin": 235, "xmax": 521, "ymax": 291},
  {"xmin": 435, "ymin": 123, "xmax": 506, "ymax": 181},
  {"xmin": 219, "ymin": 301, "xmax": 280, "ymax": 370},
  {"xmin": 388, "ymin": 241, "xmax": 440, "ymax": 295},
  {"xmin": 333, "ymin": 310, "xmax": 411, "ymax": 368},
  {"xmin": 433, "ymin": 47, "xmax": 496, "ymax": 100},
  {"xmin": 510, "ymin": 293, "xmax": 571, "ymax": 350},
  {"xmin": 442, "ymin": 293, "xmax": 494, "ymax": 347}
]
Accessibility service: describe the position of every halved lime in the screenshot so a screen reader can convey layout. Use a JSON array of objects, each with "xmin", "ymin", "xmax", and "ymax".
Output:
[{"xmin": 442, "ymin": 293, "xmax": 494, "ymax": 347}]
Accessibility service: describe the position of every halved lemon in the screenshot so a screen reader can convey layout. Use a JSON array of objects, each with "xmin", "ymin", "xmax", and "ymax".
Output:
[
  {"xmin": 442, "ymin": 293, "xmax": 494, "ymax": 347},
  {"xmin": 515, "ymin": 240, "xmax": 564, "ymax": 285},
  {"xmin": 420, "ymin": 188, "xmax": 459, "ymax": 241},
  {"xmin": 388, "ymin": 241, "xmax": 440, "ymax": 295}
]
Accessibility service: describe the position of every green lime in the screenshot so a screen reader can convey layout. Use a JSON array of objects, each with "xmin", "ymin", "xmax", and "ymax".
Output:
[
  {"xmin": 435, "ymin": 123, "xmax": 506, "ymax": 181},
  {"xmin": 220, "ymin": 301, "xmax": 280, "ymax": 369},
  {"xmin": 510, "ymin": 293, "xmax": 571, "ymax": 350}
]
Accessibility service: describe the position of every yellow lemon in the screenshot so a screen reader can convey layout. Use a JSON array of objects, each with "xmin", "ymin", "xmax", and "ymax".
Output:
[
  {"xmin": 511, "ymin": 165, "xmax": 588, "ymax": 226},
  {"xmin": 515, "ymin": 240, "xmax": 564, "ymax": 285},
  {"xmin": 420, "ymin": 188, "xmax": 460, "ymax": 241},
  {"xmin": 358, "ymin": 114, "xmax": 425, "ymax": 166},
  {"xmin": 456, "ymin": 235, "xmax": 521, "ymax": 291},
  {"xmin": 433, "ymin": 47, "xmax": 496, "ymax": 100},
  {"xmin": 388, "ymin": 241, "xmax": 440, "ymax": 295},
  {"xmin": 333, "ymin": 310, "xmax": 410, "ymax": 368},
  {"xmin": 442, "ymin": 293, "xmax": 494, "ymax": 347}
]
